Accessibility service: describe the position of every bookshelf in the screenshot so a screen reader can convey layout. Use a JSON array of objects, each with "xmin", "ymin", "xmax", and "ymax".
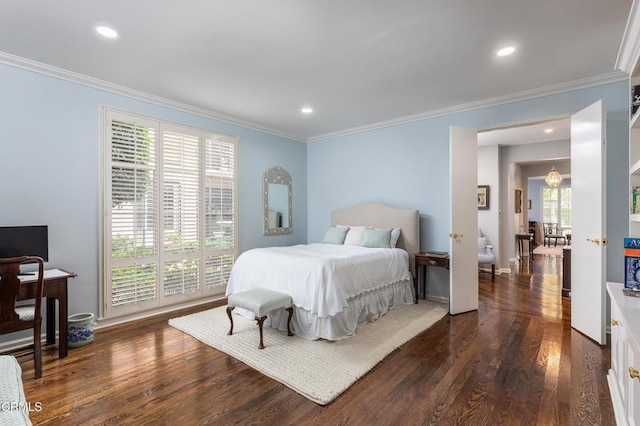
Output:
[{"xmin": 613, "ymin": 3, "xmax": 640, "ymax": 421}]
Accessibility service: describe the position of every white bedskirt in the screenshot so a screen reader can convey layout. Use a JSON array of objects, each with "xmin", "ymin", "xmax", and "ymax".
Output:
[{"xmin": 238, "ymin": 278, "xmax": 414, "ymax": 340}]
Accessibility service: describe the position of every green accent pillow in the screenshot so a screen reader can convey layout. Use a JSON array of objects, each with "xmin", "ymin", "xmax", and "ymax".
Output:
[
  {"xmin": 322, "ymin": 226, "xmax": 350, "ymax": 244},
  {"xmin": 361, "ymin": 228, "xmax": 392, "ymax": 248}
]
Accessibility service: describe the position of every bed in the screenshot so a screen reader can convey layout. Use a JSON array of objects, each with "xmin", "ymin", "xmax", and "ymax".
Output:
[{"xmin": 226, "ymin": 202, "xmax": 420, "ymax": 340}]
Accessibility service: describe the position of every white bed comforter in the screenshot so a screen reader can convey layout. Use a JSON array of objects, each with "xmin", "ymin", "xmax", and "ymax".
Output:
[{"xmin": 226, "ymin": 243, "xmax": 411, "ymax": 318}]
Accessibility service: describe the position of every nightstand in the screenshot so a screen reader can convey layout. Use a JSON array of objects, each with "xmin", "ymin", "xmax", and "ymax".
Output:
[{"xmin": 414, "ymin": 253, "xmax": 449, "ymax": 302}]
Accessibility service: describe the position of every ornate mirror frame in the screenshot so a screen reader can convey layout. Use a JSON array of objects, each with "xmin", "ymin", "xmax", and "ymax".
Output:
[{"xmin": 263, "ymin": 166, "xmax": 292, "ymax": 235}]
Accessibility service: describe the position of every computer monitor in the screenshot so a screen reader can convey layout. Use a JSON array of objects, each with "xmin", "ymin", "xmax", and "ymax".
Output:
[{"xmin": 0, "ymin": 225, "xmax": 49, "ymax": 261}]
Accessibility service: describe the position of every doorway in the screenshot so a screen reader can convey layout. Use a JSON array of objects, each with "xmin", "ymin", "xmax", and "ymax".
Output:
[{"xmin": 477, "ymin": 117, "xmax": 572, "ymax": 273}]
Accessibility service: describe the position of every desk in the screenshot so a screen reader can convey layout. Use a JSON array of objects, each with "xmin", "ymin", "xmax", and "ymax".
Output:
[
  {"xmin": 18, "ymin": 269, "xmax": 76, "ymax": 358},
  {"xmin": 516, "ymin": 233, "xmax": 533, "ymax": 260},
  {"xmin": 415, "ymin": 253, "xmax": 449, "ymax": 302}
]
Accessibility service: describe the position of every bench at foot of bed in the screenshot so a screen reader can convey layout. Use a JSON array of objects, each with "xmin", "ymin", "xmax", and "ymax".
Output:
[{"xmin": 226, "ymin": 289, "xmax": 294, "ymax": 349}]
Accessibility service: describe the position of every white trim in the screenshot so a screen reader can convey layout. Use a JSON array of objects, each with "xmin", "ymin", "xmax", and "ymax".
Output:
[
  {"xmin": 616, "ymin": 0, "xmax": 640, "ymax": 74},
  {"xmin": 307, "ymin": 72, "xmax": 626, "ymax": 142},
  {"xmin": 0, "ymin": 51, "xmax": 304, "ymax": 143},
  {"xmin": 96, "ymin": 295, "xmax": 224, "ymax": 327},
  {"xmin": 0, "ymin": 296, "xmax": 226, "ymax": 354},
  {"xmin": 424, "ymin": 294, "xmax": 449, "ymax": 305},
  {"xmin": 1, "ymin": 51, "xmax": 627, "ymax": 144}
]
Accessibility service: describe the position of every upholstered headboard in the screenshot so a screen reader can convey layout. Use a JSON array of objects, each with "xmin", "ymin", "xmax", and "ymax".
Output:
[{"xmin": 331, "ymin": 202, "xmax": 420, "ymax": 277}]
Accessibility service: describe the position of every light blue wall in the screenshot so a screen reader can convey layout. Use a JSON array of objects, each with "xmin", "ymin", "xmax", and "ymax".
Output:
[
  {"xmin": 1, "ymin": 61, "xmax": 629, "ymax": 319},
  {"xmin": 308, "ymin": 80, "xmax": 629, "ymax": 294},
  {"xmin": 0, "ymin": 63, "xmax": 307, "ymax": 322}
]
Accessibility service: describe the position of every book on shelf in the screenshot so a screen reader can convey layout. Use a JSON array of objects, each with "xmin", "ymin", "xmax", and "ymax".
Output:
[
  {"xmin": 632, "ymin": 85, "xmax": 640, "ymax": 119},
  {"xmin": 624, "ymin": 238, "xmax": 640, "ymax": 291},
  {"xmin": 425, "ymin": 251, "xmax": 448, "ymax": 258}
]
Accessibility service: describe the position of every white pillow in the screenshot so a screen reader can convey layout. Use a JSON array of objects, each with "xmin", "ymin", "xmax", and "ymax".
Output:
[
  {"xmin": 390, "ymin": 228, "xmax": 401, "ymax": 248},
  {"xmin": 478, "ymin": 237, "xmax": 487, "ymax": 254},
  {"xmin": 343, "ymin": 226, "xmax": 367, "ymax": 246}
]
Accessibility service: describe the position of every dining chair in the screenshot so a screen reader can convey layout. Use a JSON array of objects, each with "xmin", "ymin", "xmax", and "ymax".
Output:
[
  {"xmin": 0, "ymin": 256, "xmax": 45, "ymax": 378},
  {"xmin": 542, "ymin": 223, "xmax": 565, "ymax": 247}
]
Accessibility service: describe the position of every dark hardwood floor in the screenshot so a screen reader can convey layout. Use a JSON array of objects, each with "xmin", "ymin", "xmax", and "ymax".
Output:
[{"xmin": 17, "ymin": 254, "xmax": 614, "ymax": 425}]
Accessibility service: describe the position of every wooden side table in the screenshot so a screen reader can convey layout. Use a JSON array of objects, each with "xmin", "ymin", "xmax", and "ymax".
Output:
[
  {"xmin": 515, "ymin": 233, "xmax": 534, "ymax": 260},
  {"xmin": 414, "ymin": 253, "xmax": 449, "ymax": 302}
]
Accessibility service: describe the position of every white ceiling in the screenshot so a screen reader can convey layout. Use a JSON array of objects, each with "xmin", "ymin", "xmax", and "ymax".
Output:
[
  {"xmin": 479, "ymin": 118, "xmax": 571, "ymax": 146},
  {"xmin": 0, "ymin": 1, "xmax": 632, "ymax": 141}
]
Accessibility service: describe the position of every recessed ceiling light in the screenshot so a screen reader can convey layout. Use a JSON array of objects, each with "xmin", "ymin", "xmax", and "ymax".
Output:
[
  {"xmin": 95, "ymin": 25, "xmax": 118, "ymax": 39},
  {"xmin": 301, "ymin": 107, "xmax": 313, "ymax": 114},
  {"xmin": 544, "ymin": 128, "xmax": 554, "ymax": 133},
  {"xmin": 496, "ymin": 46, "xmax": 515, "ymax": 57}
]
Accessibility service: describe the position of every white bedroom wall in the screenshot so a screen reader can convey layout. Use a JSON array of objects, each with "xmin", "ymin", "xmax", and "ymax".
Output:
[{"xmin": 478, "ymin": 145, "xmax": 500, "ymax": 269}]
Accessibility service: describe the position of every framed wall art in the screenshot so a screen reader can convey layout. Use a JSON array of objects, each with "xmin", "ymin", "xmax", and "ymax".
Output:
[
  {"xmin": 515, "ymin": 189, "xmax": 522, "ymax": 213},
  {"xmin": 478, "ymin": 185, "xmax": 490, "ymax": 210}
]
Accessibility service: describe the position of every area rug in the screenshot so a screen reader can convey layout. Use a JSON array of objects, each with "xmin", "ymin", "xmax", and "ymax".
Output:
[
  {"xmin": 169, "ymin": 300, "xmax": 448, "ymax": 405},
  {"xmin": 532, "ymin": 245, "xmax": 564, "ymax": 256}
]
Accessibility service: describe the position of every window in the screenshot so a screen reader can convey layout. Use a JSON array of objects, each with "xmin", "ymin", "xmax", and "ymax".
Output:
[
  {"xmin": 541, "ymin": 186, "xmax": 571, "ymax": 229},
  {"xmin": 102, "ymin": 109, "xmax": 237, "ymax": 319}
]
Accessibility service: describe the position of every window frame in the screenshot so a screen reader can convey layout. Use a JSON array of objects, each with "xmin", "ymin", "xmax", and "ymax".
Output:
[
  {"xmin": 100, "ymin": 107, "xmax": 238, "ymax": 320},
  {"xmin": 540, "ymin": 184, "xmax": 571, "ymax": 230}
]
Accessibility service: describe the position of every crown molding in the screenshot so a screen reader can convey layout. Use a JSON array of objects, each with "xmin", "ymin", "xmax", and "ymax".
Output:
[
  {"xmin": 616, "ymin": 0, "xmax": 640, "ymax": 74},
  {"xmin": 1, "ymin": 51, "xmax": 627, "ymax": 144},
  {"xmin": 0, "ymin": 51, "xmax": 305, "ymax": 143},
  {"xmin": 307, "ymin": 71, "xmax": 627, "ymax": 143}
]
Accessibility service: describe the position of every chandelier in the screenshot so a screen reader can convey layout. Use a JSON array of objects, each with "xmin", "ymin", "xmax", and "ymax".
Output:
[{"xmin": 545, "ymin": 163, "xmax": 563, "ymax": 188}]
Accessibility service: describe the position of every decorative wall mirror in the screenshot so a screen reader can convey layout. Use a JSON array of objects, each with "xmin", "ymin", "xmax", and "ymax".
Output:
[{"xmin": 263, "ymin": 166, "xmax": 292, "ymax": 235}]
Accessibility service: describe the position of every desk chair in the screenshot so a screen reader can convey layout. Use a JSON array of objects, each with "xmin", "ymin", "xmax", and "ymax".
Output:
[{"xmin": 0, "ymin": 257, "xmax": 44, "ymax": 378}]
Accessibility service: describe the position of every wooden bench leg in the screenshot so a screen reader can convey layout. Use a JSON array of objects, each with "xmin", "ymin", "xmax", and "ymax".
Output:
[
  {"xmin": 491, "ymin": 264, "xmax": 495, "ymax": 281},
  {"xmin": 255, "ymin": 315, "xmax": 267, "ymax": 349},
  {"xmin": 226, "ymin": 306, "xmax": 235, "ymax": 335},
  {"xmin": 285, "ymin": 307, "xmax": 294, "ymax": 336}
]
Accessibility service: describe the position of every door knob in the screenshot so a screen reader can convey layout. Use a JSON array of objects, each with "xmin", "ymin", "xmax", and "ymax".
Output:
[
  {"xmin": 611, "ymin": 319, "xmax": 619, "ymax": 326},
  {"xmin": 586, "ymin": 238, "xmax": 600, "ymax": 245},
  {"xmin": 449, "ymin": 232, "xmax": 463, "ymax": 239},
  {"xmin": 630, "ymin": 367, "xmax": 640, "ymax": 379}
]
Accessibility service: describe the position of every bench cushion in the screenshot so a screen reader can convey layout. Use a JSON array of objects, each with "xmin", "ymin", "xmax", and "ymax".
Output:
[{"xmin": 228, "ymin": 289, "xmax": 292, "ymax": 317}]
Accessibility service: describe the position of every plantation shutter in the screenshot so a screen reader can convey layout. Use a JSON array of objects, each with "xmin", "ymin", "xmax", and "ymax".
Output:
[
  {"xmin": 162, "ymin": 128, "xmax": 201, "ymax": 300},
  {"xmin": 108, "ymin": 114, "xmax": 159, "ymax": 313},
  {"xmin": 103, "ymin": 108, "xmax": 237, "ymax": 319},
  {"xmin": 204, "ymin": 135, "xmax": 236, "ymax": 291}
]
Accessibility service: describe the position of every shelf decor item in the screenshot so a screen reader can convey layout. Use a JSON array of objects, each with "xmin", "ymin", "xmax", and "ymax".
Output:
[{"xmin": 624, "ymin": 238, "xmax": 640, "ymax": 291}]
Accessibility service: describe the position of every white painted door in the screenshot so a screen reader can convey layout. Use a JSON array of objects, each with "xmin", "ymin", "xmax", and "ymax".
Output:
[
  {"xmin": 571, "ymin": 100, "xmax": 606, "ymax": 345},
  {"xmin": 450, "ymin": 126, "xmax": 479, "ymax": 314}
]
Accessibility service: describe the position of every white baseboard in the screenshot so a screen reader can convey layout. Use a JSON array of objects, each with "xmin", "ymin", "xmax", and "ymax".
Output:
[
  {"xmin": 424, "ymin": 294, "xmax": 449, "ymax": 304},
  {"xmin": 0, "ymin": 335, "xmax": 50, "ymax": 354}
]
